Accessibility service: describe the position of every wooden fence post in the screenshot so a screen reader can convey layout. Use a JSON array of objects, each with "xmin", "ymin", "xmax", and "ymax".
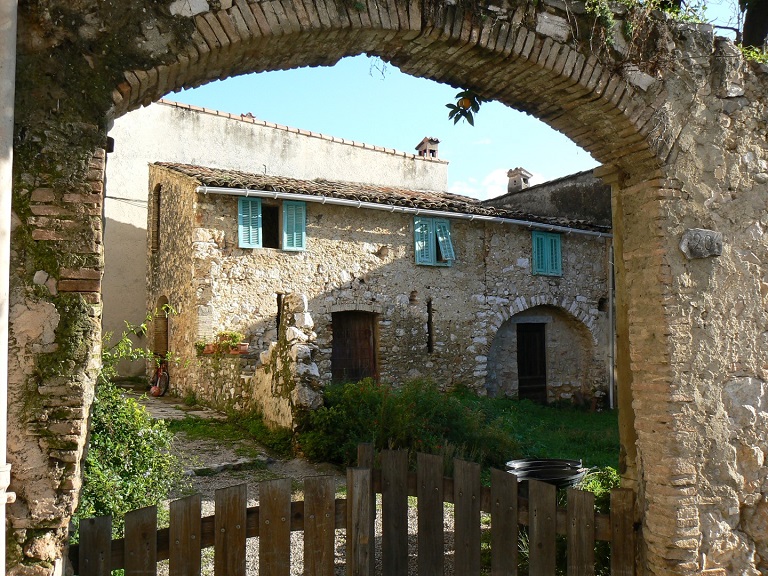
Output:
[
  {"xmin": 79, "ymin": 515, "xmax": 112, "ymax": 576},
  {"xmin": 356, "ymin": 443, "xmax": 376, "ymax": 574},
  {"xmin": 381, "ymin": 450, "xmax": 409, "ymax": 576},
  {"xmin": 125, "ymin": 505, "xmax": 158, "ymax": 576},
  {"xmin": 304, "ymin": 476, "xmax": 337, "ymax": 576},
  {"xmin": 567, "ymin": 488, "xmax": 595, "ymax": 576},
  {"xmin": 347, "ymin": 467, "xmax": 373, "ymax": 576},
  {"xmin": 260, "ymin": 478, "xmax": 292, "ymax": 576},
  {"xmin": 491, "ymin": 468, "xmax": 518, "ymax": 576},
  {"xmin": 214, "ymin": 484, "xmax": 247, "ymax": 576},
  {"xmin": 454, "ymin": 458, "xmax": 481, "ymax": 576},
  {"xmin": 169, "ymin": 494, "xmax": 202, "ymax": 576},
  {"xmin": 417, "ymin": 452, "xmax": 444, "ymax": 576},
  {"xmin": 610, "ymin": 488, "xmax": 635, "ymax": 576},
  {"xmin": 529, "ymin": 480, "xmax": 557, "ymax": 576}
]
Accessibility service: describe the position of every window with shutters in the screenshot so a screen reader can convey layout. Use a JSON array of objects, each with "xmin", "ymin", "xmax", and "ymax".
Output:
[
  {"xmin": 532, "ymin": 231, "xmax": 562, "ymax": 276},
  {"xmin": 237, "ymin": 197, "xmax": 306, "ymax": 251},
  {"xmin": 414, "ymin": 217, "xmax": 455, "ymax": 266}
]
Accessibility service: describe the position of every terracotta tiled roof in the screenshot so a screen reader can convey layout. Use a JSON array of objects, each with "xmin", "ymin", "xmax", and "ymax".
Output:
[{"xmin": 155, "ymin": 162, "xmax": 610, "ymax": 233}]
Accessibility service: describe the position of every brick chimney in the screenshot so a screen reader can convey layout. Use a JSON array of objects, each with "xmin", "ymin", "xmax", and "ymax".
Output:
[
  {"xmin": 507, "ymin": 167, "xmax": 533, "ymax": 193},
  {"xmin": 415, "ymin": 137, "xmax": 440, "ymax": 158}
]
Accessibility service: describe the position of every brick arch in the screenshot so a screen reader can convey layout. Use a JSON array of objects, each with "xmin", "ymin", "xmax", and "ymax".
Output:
[
  {"xmin": 109, "ymin": 0, "xmax": 668, "ymax": 177},
  {"xmin": 16, "ymin": 0, "xmax": 767, "ymax": 573}
]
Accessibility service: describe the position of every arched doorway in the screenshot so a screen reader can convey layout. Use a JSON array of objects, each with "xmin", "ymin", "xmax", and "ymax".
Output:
[{"xmin": 487, "ymin": 305, "xmax": 595, "ymax": 404}]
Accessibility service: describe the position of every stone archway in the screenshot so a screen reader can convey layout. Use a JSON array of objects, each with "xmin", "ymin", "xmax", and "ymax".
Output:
[
  {"xmin": 486, "ymin": 305, "xmax": 597, "ymax": 404},
  {"xmin": 11, "ymin": 1, "xmax": 768, "ymax": 573}
]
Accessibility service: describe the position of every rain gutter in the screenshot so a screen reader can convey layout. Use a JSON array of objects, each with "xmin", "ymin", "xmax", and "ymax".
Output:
[{"xmin": 196, "ymin": 186, "xmax": 613, "ymax": 239}]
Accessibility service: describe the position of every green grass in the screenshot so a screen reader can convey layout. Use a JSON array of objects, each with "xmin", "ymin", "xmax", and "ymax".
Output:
[{"xmin": 167, "ymin": 414, "xmax": 292, "ymax": 458}]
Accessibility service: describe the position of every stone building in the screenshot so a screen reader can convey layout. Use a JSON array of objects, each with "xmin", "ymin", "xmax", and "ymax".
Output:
[
  {"xmin": 147, "ymin": 162, "xmax": 612, "ymax": 426},
  {"xmin": 104, "ymin": 100, "xmax": 448, "ymax": 375}
]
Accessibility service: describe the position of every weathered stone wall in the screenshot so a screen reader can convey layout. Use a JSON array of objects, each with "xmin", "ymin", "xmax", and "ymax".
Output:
[
  {"xmin": 148, "ymin": 164, "xmax": 610, "ymax": 410},
  {"xmin": 483, "ymin": 170, "xmax": 612, "ymax": 227},
  {"xmin": 105, "ymin": 101, "xmax": 448, "ymax": 377}
]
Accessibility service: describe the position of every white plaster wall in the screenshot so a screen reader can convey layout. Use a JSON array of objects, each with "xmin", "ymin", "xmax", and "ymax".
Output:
[{"xmin": 104, "ymin": 100, "xmax": 448, "ymax": 374}]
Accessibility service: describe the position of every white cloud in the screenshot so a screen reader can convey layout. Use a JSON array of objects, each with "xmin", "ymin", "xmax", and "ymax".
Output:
[{"xmin": 449, "ymin": 168, "xmax": 549, "ymax": 201}]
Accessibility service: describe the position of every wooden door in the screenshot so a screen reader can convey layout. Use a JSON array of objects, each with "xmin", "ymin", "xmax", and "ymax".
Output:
[
  {"xmin": 332, "ymin": 312, "xmax": 378, "ymax": 383},
  {"xmin": 516, "ymin": 322, "xmax": 547, "ymax": 403}
]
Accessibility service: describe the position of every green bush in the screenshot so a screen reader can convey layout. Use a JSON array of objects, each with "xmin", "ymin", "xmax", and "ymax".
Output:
[
  {"xmin": 297, "ymin": 379, "xmax": 518, "ymax": 468},
  {"xmin": 73, "ymin": 381, "xmax": 187, "ymax": 539},
  {"xmin": 72, "ymin": 310, "xmax": 187, "ymax": 541}
]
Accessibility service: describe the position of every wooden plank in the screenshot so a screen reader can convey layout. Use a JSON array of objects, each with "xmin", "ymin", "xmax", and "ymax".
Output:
[
  {"xmin": 169, "ymin": 494, "xmax": 202, "ymax": 576},
  {"xmin": 79, "ymin": 515, "xmax": 112, "ymax": 576},
  {"xmin": 214, "ymin": 484, "xmax": 247, "ymax": 576},
  {"xmin": 491, "ymin": 468, "xmax": 518, "ymax": 576},
  {"xmin": 304, "ymin": 476, "xmax": 336, "ymax": 576},
  {"xmin": 125, "ymin": 505, "xmax": 158, "ymax": 576},
  {"xmin": 260, "ymin": 478, "xmax": 292, "ymax": 576},
  {"xmin": 381, "ymin": 450, "xmax": 409, "ymax": 576},
  {"xmin": 357, "ymin": 443, "xmax": 374, "ymax": 469},
  {"xmin": 347, "ymin": 467, "xmax": 373, "ymax": 576},
  {"xmin": 356, "ymin": 443, "xmax": 376, "ymax": 574},
  {"xmin": 529, "ymin": 480, "xmax": 557, "ymax": 576},
  {"xmin": 567, "ymin": 488, "xmax": 595, "ymax": 576},
  {"xmin": 454, "ymin": 458, "xmax": 482, "ymax": 576},
  {"xmin": 417, "ymin": 452, "xmax": 444, "ymax": 576},
  {"xmin": 610, "ymin": 489, "xmax": 635, "ymax": 576}
]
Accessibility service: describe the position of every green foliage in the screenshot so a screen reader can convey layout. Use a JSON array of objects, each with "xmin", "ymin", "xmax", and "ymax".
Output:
[
  {"xmin": 73, "ymin": 381, "xmax": 187, "ymax": 540},
  {"xmin": 446, "ymin": 89, "xmax": 484, "ymax": 126},
  {"xmin": 167, "ymin": 414, "xmax": 292, "ymax": 458},
  {"xmin": 297, "ymin": 380, "xmax": 518, "ymax": 468},
  {"xmin": 578, "ymin": 465, "xmax": 621, "ymax": 513},
  {"xmin": 586, "ymin": 0, "xmax": 617, "ymax": 44},
  {"xmin": 73, "ymin": 307, "xmax": 186, "ymax": 542},
  {"xmin": 740, "ymin": 44, "xmax": 768, "ymax": 63}
]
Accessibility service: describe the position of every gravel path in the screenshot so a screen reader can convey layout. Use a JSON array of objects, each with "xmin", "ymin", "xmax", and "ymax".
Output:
[{"xmin": 127, "ymin": 388, "xmax": 459, "ymax": 575}]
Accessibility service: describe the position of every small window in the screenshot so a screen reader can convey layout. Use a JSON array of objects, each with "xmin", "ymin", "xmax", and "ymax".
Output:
[
  {"xmin": 532, "ymin": 231, "xmax": 562, "ymax": 276},
  {"xmin": 237, "ymin": 197, "xmax": 306, "ymax": 251},
  {"xmin": 414, "ymin": 217, "xmax": 455, "ymax": 266}
]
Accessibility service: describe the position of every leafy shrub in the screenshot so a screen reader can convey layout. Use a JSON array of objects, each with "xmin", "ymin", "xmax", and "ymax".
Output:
[
  {"xmin": 297, "ymin": 379, "xmax": 518, "ymax": 468},
  {"xmin": 72, "ymin": 311, "xmax": 187, "ymax": 541},
  {"xmin": 73, "ymin": 380, "xmax": 187, "ymax": 538}
]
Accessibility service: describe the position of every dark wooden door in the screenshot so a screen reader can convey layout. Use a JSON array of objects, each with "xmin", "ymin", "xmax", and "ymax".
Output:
[
  {"xmin": 516, "ymin": 322, "xmax": 547, "ymax": 403},
  {"xmin": 332, "ymin": 312, "xmax": 378, "ymax": 383}
]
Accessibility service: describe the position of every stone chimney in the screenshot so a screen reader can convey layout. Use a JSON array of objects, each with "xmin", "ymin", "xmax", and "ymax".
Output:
[
  {"xmin": 507, "ymin": 167, "xmax": 533, "ymax": 193},
  {"xmin": 415, "ymin": 137, "xmax": 440, "ymax": 158}
]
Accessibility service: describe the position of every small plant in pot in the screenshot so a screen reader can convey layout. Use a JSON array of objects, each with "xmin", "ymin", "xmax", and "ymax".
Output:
[{"xmin": 215, "ymin": 330, "xmax": 246, "ymax": 354}]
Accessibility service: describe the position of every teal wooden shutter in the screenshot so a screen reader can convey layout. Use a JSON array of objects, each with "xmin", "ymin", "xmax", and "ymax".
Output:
[
  {"xmin": 238, "ymin": 197, "xmax": 261, "ymax": 248},
  {"xmin": 282, "ymin": 201, "xmax": 306, "ymax": 251},
  {"xmin": 434, "ymin": 219, "xmax": 455, "ymax": 262},
  {"xmin": 414, "ymin": 217, "xmax": 434, "ymax": 264},
  {"xmin": 532, "ymin": 231, "xmax": 561, "ymax": 276},
  {"xmin": 548, "ymin": 233, "xmax": 562, "ymax": 275}
]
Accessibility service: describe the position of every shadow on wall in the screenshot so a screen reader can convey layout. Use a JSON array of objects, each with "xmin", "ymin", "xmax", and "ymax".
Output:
[{"xmin": 102, "ymin": 218, "xmax": 152, "ymax": 378}]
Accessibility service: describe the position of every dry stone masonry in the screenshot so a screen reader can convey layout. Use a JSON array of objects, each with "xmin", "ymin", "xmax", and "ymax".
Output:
[{"xmin": 10, "ymin": 0, "xmax": 768, "ymax": 573}]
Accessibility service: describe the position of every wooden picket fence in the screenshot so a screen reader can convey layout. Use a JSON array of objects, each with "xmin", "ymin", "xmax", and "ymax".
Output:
[{"xmin": 69, "ymin": 444, "xmax": 636, "ymax": 575}]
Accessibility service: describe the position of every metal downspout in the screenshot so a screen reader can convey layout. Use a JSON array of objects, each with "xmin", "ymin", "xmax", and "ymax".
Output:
[
  {"xmin": 0, "ymin": 1, "xmax": 18, "ymax": 572},
  {"xmin": 608, "ymin": 240, "xmax": 615, "ymax": 410}
]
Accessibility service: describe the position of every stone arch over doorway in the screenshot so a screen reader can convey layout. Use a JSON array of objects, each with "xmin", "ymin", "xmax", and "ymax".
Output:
[
  {"xmin": 486, "ymin": 304, "xmax": 597, "ymax": 403},
  {"xmin": 11, "ymin": 1, "xmax": 768, "ymax": 573}
]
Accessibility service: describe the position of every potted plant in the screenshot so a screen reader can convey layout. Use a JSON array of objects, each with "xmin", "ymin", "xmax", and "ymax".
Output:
[{"xmin": 215, "ymin": 330, "xmax": 246, "ymax": 354}]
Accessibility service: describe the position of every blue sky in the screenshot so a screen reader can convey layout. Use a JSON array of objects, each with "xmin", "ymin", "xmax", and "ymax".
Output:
[{"xmin": 170, "ymin": 0, "xmax": 737, "ymax": 200}]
